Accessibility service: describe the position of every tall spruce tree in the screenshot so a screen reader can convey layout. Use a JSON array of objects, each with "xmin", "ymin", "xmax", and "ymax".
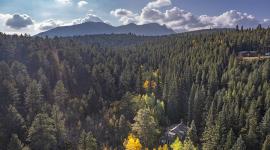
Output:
[
  {"xmin": 232, "ymin": 135, "xmax": 246, "ymax": 150},
  {"xmin": 132, "ymin": 108, "xmax": 160, "ymax": 148},
  {"xmin": 78, "ymin": 130, "xmax": 97, "ymax": 150},
  {"xmin": 7, "ymin": 134, "xmax": 24, "ymax": 150},
  {"xmin": 24, "ymin": 80, "xmax": 43, "ymax": 122},
  {"xmin": 28, "ymin": 113, "xmax": 57, "ymax": 150}
]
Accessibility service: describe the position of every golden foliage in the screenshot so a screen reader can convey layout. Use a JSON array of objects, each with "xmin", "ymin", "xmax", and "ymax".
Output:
[
  {"xmin": 153, "ymin": 69, "xmax": 159, "ymax": 78},
  {"xmin": 143, "ymin": 80, "xmax": 150, "ymax": 89},
  {"xmin": 158, "ymin": 144, "xmax": 169, "ymax": 150},
  {"xmin": 170, "ymin": 137, "xmax": 183, "ymax": 150},
  {"xmin": 151, "ymin": 81, "xmax": 157, "ymax": 89},
  {"xmin": 123, "ymin": 134, "xmax": 142, "ymax": 150},
  {"xmin": 143, "ymin": 80, "xmax": 157, "ymax": 90}
]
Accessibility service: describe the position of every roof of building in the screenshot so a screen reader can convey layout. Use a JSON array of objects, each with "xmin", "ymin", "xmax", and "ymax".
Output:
[
  {"xmin": 238, "ymin": 51, "xmax": 257, "ymax": 54},
  {"xmin": 166, "ymin": 122, "xmax": 188, "ymax": 138}
]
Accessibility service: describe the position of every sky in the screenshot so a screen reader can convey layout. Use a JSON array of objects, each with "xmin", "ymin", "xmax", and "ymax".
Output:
[{"xmin": 0, "ymin": 0, "xmax": 269, "ymax": 35}]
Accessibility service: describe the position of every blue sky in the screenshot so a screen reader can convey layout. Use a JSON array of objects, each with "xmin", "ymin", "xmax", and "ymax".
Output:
[{"xmin": 0, "ymin": 0, "xmax": 269, "ymax": 34}]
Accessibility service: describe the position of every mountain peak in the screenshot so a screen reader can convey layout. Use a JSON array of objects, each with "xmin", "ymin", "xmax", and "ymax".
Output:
[{"xmin": 36, "ymin": 22, "xmax": 175, "ymax": 37}]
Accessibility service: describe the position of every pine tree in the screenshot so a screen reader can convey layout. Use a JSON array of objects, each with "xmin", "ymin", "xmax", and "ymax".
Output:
[
  {"xmin": 78, "ymin": 130, "xmax": 97, "ymax": 150},
  {"xmin": 188, "ymin": 84, "xmax": 196, "ymax": 122},
  {"xmin": 246, "ymin": 114, "xmax": 259, "ymax": 149},
  {"xmin": 261, "ymin": 108, "xmax": 270, "ymax": 136},
  {"xmin": 224, "ymin": 129, "xmax": 236, "ymax": 150},
  {"xmin": 7, "ymin": 134, "xmax": 24, "ymax": 150},
  {"xmin": 262, "ymin": 135, "xmax": 270, "ymax": 150},
  {"xmin": 202, "ymin": 105, "xmax": 219, "ymax": 150},
  {"xmin": 53, "ymin": 80, "xmax": 68, "ymax": 110},
  {"xmin": 193, "ymin": 86, "xmax": 206, "ymax": 133},
  {"xmin": 166, "ymin": 75, "xmax": 181, "ymax": 122},
  {"xmin": 6, "ymin": 105, "xmax": 26, "ymax": 140},
  {"xmin": 132, "ymin": 108, "xmax": 160, "ymax": 148},
  {"xmin": 135, "ymin": 66, "xmax": 143, "ymax": 95},
  {"xmin": 24, "ymin": 80, "xmax": 43, "ymax": 122},
  {"xmin": 187, "ymin": 120, "xmax": 198, "ymax": 145},
  {"xmin": 183, "ymin": 139, "xmax": 197, "ymax": 150},
  {"xmin": 28, "ymin": 113, "xmax": 57, "ymax": 150},
  {"xmin": 51, "ymin": 105, "xmax": 67, "ymax": 149},
  {"xmin": 232, "ymin": 135, "xmax": 246, "ymax": 150}
]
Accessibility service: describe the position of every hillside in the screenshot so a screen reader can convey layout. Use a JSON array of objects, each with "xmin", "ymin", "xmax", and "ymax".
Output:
[
  {"xmin": 36, "ymin": 22, "xmax": 176, "ymax": 37},
  {"xmin": 0, "ymin": 28, "xmax": 270, "ymax": 149}
]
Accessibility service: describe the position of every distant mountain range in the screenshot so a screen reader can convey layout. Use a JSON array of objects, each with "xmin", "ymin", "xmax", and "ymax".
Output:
[{"xmin": 36, "ymin": 22, "xmax": 176, "ymax": 37}]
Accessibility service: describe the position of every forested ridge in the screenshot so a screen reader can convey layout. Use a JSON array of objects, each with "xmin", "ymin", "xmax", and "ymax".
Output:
[{"xmin": 1, "ymin": 27, "xmax": 270, "ymax": 150}]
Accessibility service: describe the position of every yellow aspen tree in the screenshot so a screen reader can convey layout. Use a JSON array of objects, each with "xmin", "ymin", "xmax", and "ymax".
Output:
[
  {"xmin": 170, "ymin": 137, "xmax": 183, "ymax": 150},
  {"xmin": 123, "ymin": 134, "xmax": 142, "ymax": 150}
]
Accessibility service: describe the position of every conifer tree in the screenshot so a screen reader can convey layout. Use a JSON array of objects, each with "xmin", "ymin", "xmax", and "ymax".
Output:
[
  {"xmin": 232, "ymin": 135, "xmax": 246, "ymax": 150},
  {"xmin": 53, "ymin": 80, "xmax": 68, "ymax": 110},
  {"xmin": 7, "ymin": 134, "xmax": 24, "ymax": 150},
  {"xmin": 261, "ymin": 108, "xmax": 270, "ymax": 136},
  {"xmin": 262, "ymin": 135, "xmax": 270, "ymax": 150},
  {"xmin": 24, "ymin": 80, "xmax": 43, "ymax": 122},
  {"xmin": 78, "ymin": 130, "xmax": 97, "ymax": 150},
  {"xmin": 224, "ymin": 129, "xmax": 236, "ymax": 150},
  {"xmin": 187, "ymin": 120, "xmax": 198, "ymax": 145},
  {"xmin": 28, "ymin": 113, "xmax": 57, "ymax": 150},
  {"xmin": 51, "ymin": 105, "xmax": 67, "ymax": 149},
  {"xmin": 132, "ymin": 108, "xmax": 160, "ymax": 148}
]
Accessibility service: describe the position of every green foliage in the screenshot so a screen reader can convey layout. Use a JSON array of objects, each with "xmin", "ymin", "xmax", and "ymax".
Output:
[
  {"xmin": 24, "ymin": 80, "xmax": 44, "ymax": 122},
  {"xmin": 51, "ymin": 105, "xmax": 67, "ymax": 149},
  {"xmin": 78, "ymin": 130, "xmax": 97, "ymax": 150},
  {"xmin": 0, "ymin": 28, "xmax": 270, "ymax": 149},
  {"xmin": 28, "ymin": 113, "xmax": 57, "ymax": 150},
  {"xmin": 7, "ymin": 134, "xmax": 24, "ymax": 150},
  {"xmin": 232, "ymin": 135, "xmax": 246, "ymax": 150},
  {"xmin": 224, "ymin": 129, "xmax": 236, "ymax": 150},
  {"xmin": 187, "ymin": 120, "xmax": 198, "ymax": 144},
  {"xmin": 262, "ymin": 135, "xmax": 270, "ymax": 150},
  {"xmin": 132, "ymin": 108, "xmax": 160, "ymax": 148},
  {"xmin": 53, "ymin": 80, "xmax": 69, "ymax": 110}
]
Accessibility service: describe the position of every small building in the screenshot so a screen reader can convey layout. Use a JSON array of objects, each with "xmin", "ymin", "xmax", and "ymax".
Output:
[
  {"xmin": 265, "ymin": 52, "xmax": 270, "ymax": 56},
  {"xmin": 238, "ymin": 51, "xmax": 258, "ymax": 57},
  {"xmin": 160, "ymin": 122, "xmax": 188, "ymax": 145}
]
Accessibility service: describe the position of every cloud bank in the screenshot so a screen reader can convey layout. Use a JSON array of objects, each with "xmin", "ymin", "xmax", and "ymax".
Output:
[
  {"xmin": 111, "ymin": 0, "xmax": 269, "ymax": 32},
  {"xmin": 72, "ymin": 13, "xmax": 104, "ymax": 25},
  {"xmin": 0, "ymin": 12, "xmax": 104, "ymax": 35},
  {"xmin": 0, "ymin": 0, "xmax": 269, "ymax": 35},
  {"xmin": 38, "ymin": 19, "xmax": 64, "ymax": 30}
]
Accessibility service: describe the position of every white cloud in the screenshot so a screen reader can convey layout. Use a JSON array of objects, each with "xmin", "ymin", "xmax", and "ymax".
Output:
[
  {"xmin": 55, "ymin": 0, "xmax": 72, "ymax": 5},
  {"xmin": 5, "ymin": 14, "xmax": 34, "ymax": 29},
  {"xmin": 0, "ymin": 12, "xmax": 106, "ymax": 35},
  {"xmin": 146, "ymin": 0, "xmax": 171, "ymax": 9},
  {"xmin": 111, "ymin": 0, "xmax": 268, "ymax": 32},
  {"xmin": 38, "ymin": 19, "xmax": 64, "ymax": 30},
  {"xmin": 198, "ymin": 10, "xmax": 259, "ymax": 28},
  {"xmin": 72, "ymin": 13, "xmax": 104, "ymax": 24},
  {"xmin": 110, "ymin": 9, "xmax": 138, "ymax": 24},
  {"xmin": 78, "ymin": 1, "xmax": 88, "ymax": 8},
  {"xmin": 0, "ymin": 13, "xmax": 36, "ymax": 35}
]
